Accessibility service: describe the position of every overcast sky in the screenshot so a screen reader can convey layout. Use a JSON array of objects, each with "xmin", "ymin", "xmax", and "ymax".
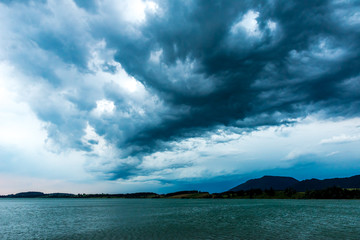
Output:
[{"xmin": 0, "ymin": 0, "xmax": 360, "ymax": 194}]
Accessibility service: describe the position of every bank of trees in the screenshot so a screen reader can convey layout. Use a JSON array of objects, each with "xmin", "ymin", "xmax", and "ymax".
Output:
[{"xmin": 213, "ymin": 186, "xmax": 360, "ymax": 199}]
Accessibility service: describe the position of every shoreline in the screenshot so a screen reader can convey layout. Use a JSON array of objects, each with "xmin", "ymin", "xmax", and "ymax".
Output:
[{"xmin": 2, "ymin": 186, "xmax": 360, "ymax": 199}]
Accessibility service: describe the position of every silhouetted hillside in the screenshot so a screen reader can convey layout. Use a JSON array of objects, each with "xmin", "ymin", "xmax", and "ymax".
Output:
[
  {"xmin": 292, "ymin": 175, "xmax": 360, "ymax": 191},
  {"xmin": 229, "ymin": 175, "xmax": 360, "ymax": 192},
  {"xmin": 230, "ymin": 176, "xmax": 299, "ymax": 191},
  {"xmin": 11, "ymin": 192, "xmax": 45, "ymax": 198}
]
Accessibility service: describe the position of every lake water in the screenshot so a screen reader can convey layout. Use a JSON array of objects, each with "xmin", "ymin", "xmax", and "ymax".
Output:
[{"xmin": 0, "ymin": 199, "xmax": 359, "ymax": 239}]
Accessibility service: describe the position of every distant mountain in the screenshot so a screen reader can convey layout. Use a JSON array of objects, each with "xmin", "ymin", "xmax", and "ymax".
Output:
[
  {"xmin": 229, "ymin": 176, "xmax": 299, "ymax": 191},
  {"xmin": 2, "ymin": 192, "xmax": 75, "ymax": 198},
  {"xmin": 229, "ymin": 175, "xmax": 360, "ymax": 192},
  {"xmin": 292, "ymin": 175, "xmax": 360, "ymax": 192},
  {"xmin": 13, "ymin": 192, "xmax": 45, "ymax": 198}
]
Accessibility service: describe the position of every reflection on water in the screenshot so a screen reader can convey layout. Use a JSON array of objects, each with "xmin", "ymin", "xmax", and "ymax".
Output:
[{"xmin": 0, "ymin": 199, "xmax": 360, "ymax": 239}]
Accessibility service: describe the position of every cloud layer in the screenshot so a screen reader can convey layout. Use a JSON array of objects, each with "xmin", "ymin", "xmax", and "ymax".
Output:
[{"xmin": 0, "ymin": 0, "xmax": 360, "ymax": 191}]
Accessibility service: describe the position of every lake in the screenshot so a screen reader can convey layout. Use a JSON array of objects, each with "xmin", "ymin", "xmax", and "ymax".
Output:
[{"xmin": 0, "ymin": 199, "xmax": 359, "ymax": 239}]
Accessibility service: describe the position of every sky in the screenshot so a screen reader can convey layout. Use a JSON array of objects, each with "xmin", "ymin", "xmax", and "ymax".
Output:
[{"xmin": 0, "ymin": 0, "xmax": 360, "ymax": 194}]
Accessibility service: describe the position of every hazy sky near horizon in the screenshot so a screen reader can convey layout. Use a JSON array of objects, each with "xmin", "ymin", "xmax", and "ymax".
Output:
[{"xmin": 0, "ymin": 0, "xmax": 360, "ymax": 194}]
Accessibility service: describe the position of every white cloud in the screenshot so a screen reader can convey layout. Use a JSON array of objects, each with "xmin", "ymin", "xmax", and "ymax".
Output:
[
  {"xmin": 145, "ymin": 1, "xmax": 160, "ymax": 14},
  {"xmin": 82, "ymin": 123, "xmax": 119, "ymax": 159},
  {"xmin": 0, "ymin": 62, "xmax": 90, "ymax": 180},
  {"xmin": 0, "ymin": 60, "xmax": 162, "ymax": 193},
  {"xmin": 93, "ymin": 99, "xmax": 116, "ymax": 116},
  {"xmin": 231, "ymin": 10, "xmax": 261, "ymax": 37},
  {"xmin": 326, "ymin": 151, "xmax": 340, "ymax": 157},
  {"xmin": 135, "ymin": 116, "xmax": 360, "ymax": 181},
  {"xmin": 267, "ymin": 20, "xmax": 277, "ymax": 32},
  {"xmin": 0, "ymin": 62, "xmax": 46, "ymax": 149},
  {"xmin": 320, "ymin": 134, "xmax": 360, "ymax": 144},
  {"xmin": 228, "ymin": 12, "xmax": 280, "ymax": 49},
  {"xmin": 99, "ymin": 0, "xmax": 160, "ymax": 26}
]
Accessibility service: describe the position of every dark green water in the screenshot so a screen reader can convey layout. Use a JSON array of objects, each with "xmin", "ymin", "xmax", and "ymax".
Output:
[{"xmin": 0, "ymin": 199, "xmax": 359, "ymax": 239}]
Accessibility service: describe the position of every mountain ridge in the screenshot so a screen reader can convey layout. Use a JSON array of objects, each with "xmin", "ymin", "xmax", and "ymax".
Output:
[
  {"xmin": 230, "ymin": 176, "xmax": 299, "ymax": 191},
  {"xmin": 229, "ymin": 174, "xmax": 360, "ymax": 192}
]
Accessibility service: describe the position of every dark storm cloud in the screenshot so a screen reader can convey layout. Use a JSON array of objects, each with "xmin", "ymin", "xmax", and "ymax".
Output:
[
  {"xmin": 2, "ymin": 0, "xmax": 360, "ymax": 180},
  {"xmin": 95, "ymin": 0, "xmax": 360, "ymax": 155}
]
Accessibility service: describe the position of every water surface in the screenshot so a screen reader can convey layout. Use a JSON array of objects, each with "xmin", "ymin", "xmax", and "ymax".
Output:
[{"xmin": 0, "ymin": 199, "xmax": 359, "ymax": 239}]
